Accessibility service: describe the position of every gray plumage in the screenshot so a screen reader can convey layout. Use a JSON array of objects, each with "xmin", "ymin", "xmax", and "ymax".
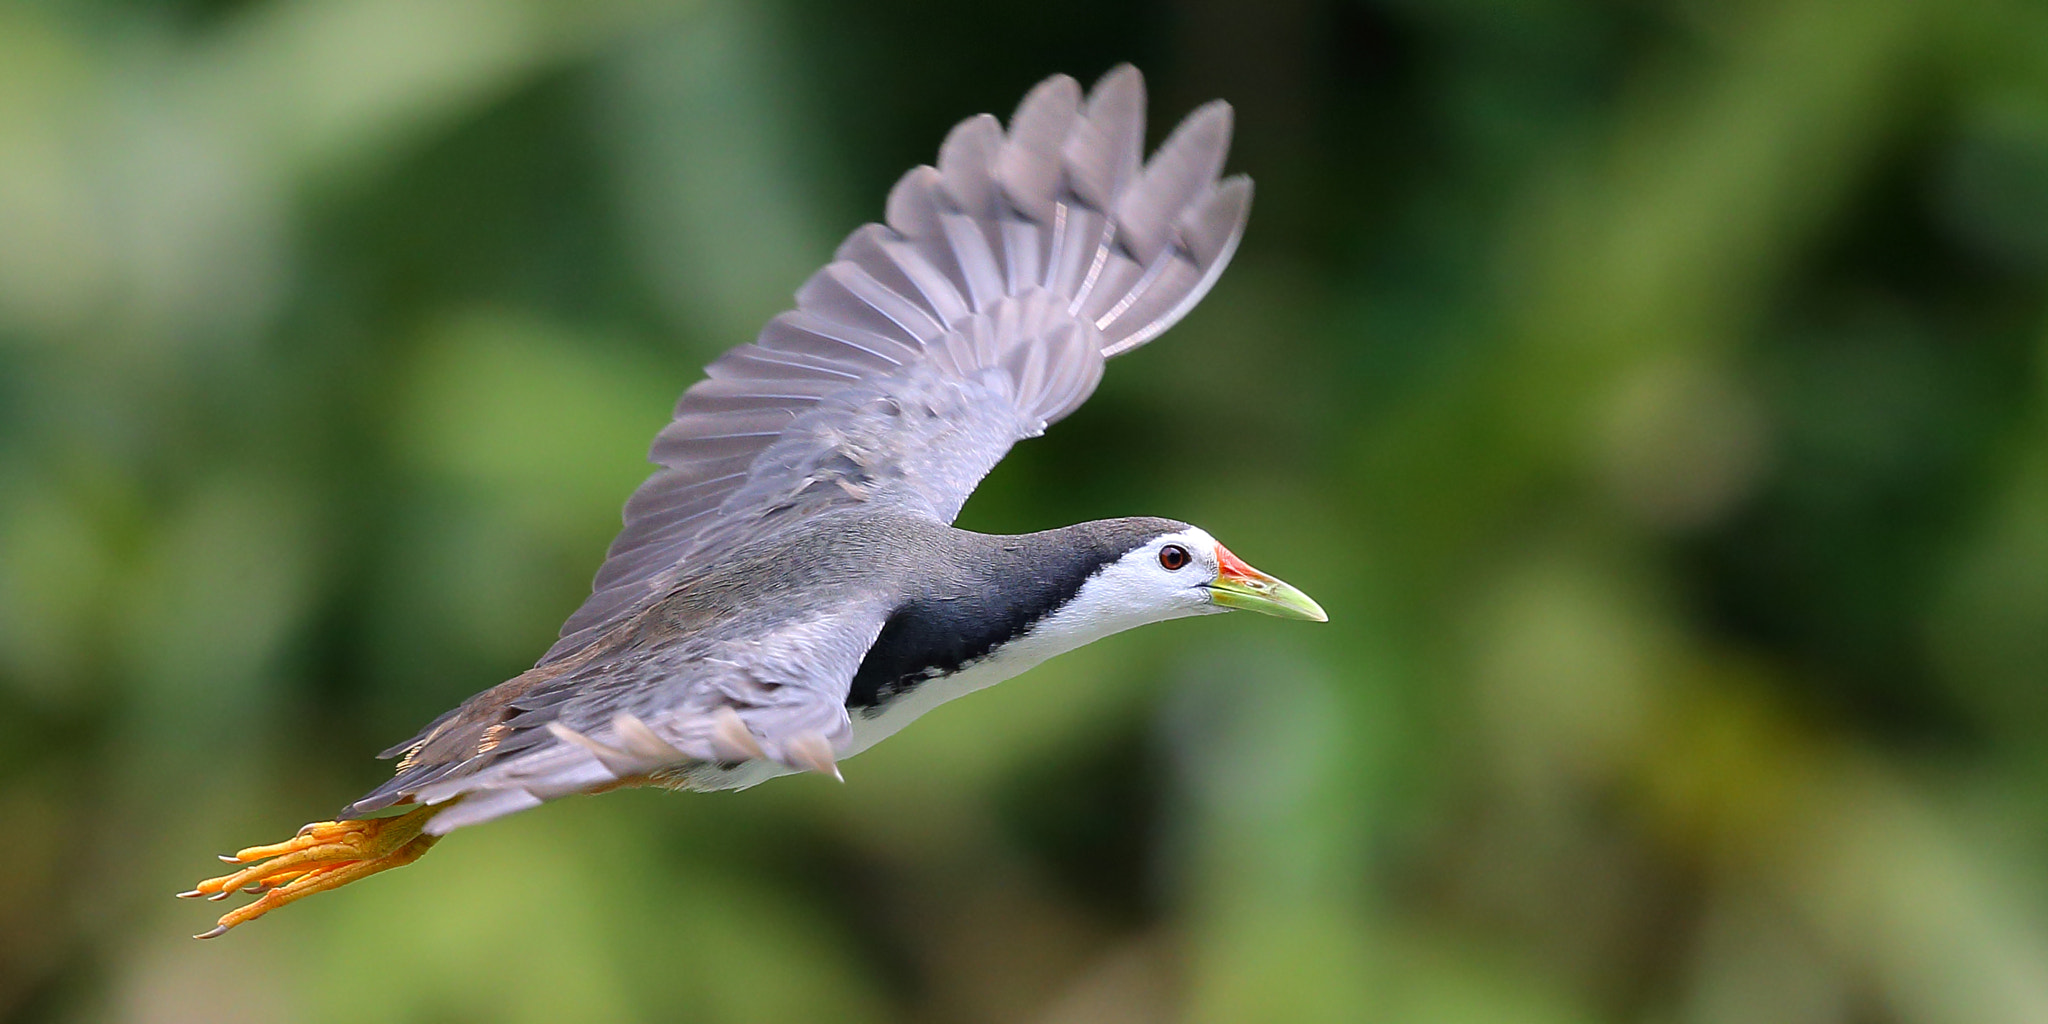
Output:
[{"xmin": 353, "ymin": 66, "xmax": 1249, "ymax": 833}]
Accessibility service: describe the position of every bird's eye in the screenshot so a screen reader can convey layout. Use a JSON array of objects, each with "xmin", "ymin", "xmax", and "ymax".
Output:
[{"xmin": 1159, "ymin": 544, "xmax": 1191, "ymax": 571}]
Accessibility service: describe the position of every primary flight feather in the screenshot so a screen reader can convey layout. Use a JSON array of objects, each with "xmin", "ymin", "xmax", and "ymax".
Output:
[{"xmin": 185, "ymin": 65, "xmax": 1323, "ymax": 938}]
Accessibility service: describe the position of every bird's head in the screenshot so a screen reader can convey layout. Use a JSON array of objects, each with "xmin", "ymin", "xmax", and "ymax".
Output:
[{"xmin": 1068, "ymin": 522, "xmax": 1328, "ymax": 629}]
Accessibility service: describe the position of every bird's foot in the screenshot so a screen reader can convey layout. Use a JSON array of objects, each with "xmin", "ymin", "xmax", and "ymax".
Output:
[{"xmin": 180, "ymin": 805, "xmax": 440, "ymax": 938}]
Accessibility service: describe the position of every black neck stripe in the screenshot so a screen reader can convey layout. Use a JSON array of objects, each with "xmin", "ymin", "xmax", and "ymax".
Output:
[{"xmin": 845, "ymin": 517, "xmax": 1183, "ymax": 710}]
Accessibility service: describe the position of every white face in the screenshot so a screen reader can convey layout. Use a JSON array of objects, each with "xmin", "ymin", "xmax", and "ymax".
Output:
[
  {"xmin": 1009, "ymin": 527, "xmax": 1231, "ymax": 665},
  {"xmin": 1085, "ymin": 526, "xmax": 1234, "ymax": 623}
]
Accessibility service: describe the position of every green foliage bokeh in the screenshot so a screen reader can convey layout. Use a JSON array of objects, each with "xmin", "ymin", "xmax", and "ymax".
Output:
[{"xmin": 2, "ymin": 0, "xmax": 2047, "ymax": 1021}]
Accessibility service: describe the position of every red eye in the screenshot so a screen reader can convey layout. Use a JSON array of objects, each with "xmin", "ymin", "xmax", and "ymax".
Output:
[{"xmin": 1159, "ymin": 544, "xmax": 1190, "ymax": 571}]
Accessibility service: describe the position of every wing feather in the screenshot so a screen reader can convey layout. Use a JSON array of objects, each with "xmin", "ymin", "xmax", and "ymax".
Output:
[
  {"xmin": 1064, "ymin": 65, "xmax": 1144, "ymax": 210},
  {"xmin": 536, "ymin": 66, "xmax": 1249, "ymax": 665},
  {"xmin": 938, "ymin": 113, "xmax": 1004, "ymax": 217},
  {"xmin": 996, "ymin": 75, "xmax": 1082, "ymax": 222},
  {"xmin": 1115, "ymin": 100, "xmax": 1233, "ymax": 264},
  {"xmin": 354, "ymin": 606, "xmax": 890, "ymax": 830}
]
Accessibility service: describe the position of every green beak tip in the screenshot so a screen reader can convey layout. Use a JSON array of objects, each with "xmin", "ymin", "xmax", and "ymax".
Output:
[{"xmin": 1208, "ymin": 575, "xmax": 1328, "ymax": 622}]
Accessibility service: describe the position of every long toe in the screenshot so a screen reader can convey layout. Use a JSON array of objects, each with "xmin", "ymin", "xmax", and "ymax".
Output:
[{"xmin": 183, "ymin": 805, "xmax": 440, "ymax": 937}]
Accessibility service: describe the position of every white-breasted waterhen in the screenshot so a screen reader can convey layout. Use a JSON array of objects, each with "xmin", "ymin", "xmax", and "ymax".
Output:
[{"xmin": 184, "ymin": 65, "xmax": 1324, "ymax": 938}]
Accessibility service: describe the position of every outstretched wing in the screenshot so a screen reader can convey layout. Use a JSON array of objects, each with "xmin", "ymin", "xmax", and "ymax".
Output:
[
  {"xmin": 543, "ymin": 65, "xmax": 1250, "ymax": 665},
  {"xmin": 354, "ymin": 67, "xmax": 1250, "ymax": 828}
]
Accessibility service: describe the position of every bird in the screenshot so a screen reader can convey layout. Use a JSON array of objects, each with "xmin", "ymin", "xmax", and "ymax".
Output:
[{"xmin": 183, "ymin": 64, "xmax": 1324, "ymax": 939}]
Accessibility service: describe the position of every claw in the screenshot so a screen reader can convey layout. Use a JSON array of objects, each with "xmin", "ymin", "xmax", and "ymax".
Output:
[
  {"xmin": 175, "ymin": 889, "xmax": 203, "ymax": 899},
  {"xmin": 194, "ymin": 925, "xmax": 228, "ymax": 940},
  {"xmin": 183, "ymin": 805, "xmax": 440, "ymax": 938}
]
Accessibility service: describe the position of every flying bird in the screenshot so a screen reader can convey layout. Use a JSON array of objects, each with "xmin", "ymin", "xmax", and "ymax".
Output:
[{"xmin": 184, "ymin": 65, "xmax": 1323, "ymax": 938}]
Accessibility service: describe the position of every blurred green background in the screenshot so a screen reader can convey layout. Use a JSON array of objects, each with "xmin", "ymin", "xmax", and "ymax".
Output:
[{"xmin": 4, "ymin": 0, "xmax": 2048, "ymax": 1020}]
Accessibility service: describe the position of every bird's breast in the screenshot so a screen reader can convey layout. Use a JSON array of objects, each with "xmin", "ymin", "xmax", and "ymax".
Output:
[{"xmin": 844, "ymin": 642, "xmax": 1047, "ymax": 755}]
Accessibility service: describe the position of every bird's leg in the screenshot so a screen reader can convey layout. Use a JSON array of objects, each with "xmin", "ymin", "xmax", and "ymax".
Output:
[{"xmin": 180, "ymin": 804, "xmax": 441, "ymax": 938}]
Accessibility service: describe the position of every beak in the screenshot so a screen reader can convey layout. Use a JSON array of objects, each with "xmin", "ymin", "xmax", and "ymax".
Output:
[{"xmin": 1204, "ymin": 543, "xmax": 1328, "ymax": 622}]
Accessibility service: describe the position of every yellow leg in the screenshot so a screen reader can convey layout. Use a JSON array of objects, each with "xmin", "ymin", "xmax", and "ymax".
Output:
[{"xmin": 181, "ymin": 805, "xmax": 441, "ymax": 938}]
